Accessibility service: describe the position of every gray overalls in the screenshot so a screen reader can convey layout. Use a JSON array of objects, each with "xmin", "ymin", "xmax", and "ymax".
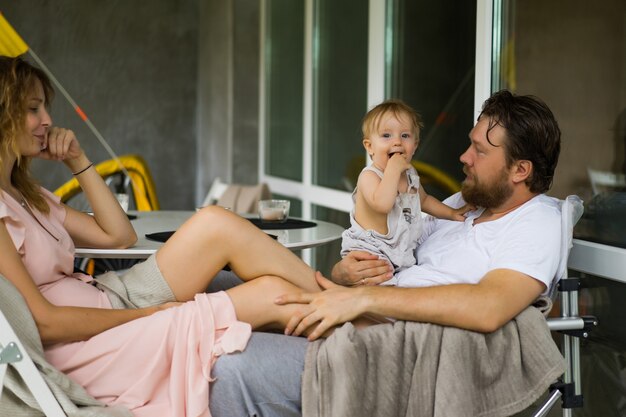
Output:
[{"xmin": 341, "ymin": 165, "xmax": 423, "ymax": 282}]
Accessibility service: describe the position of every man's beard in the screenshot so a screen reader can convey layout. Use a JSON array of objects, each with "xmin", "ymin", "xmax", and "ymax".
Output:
[{"xmin": 461, "ymin": 166, "xmax": 513, "ymax": 209}]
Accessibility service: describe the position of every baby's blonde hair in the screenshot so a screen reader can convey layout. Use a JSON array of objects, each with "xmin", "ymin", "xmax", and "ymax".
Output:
[{"xmin": 361, "ymin": 99, "xmax": 424, "ymax": 141}]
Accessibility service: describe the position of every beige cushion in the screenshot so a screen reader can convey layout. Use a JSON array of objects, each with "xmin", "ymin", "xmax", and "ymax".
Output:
[{"xmin": 217, "ymin": 183, "xmax": 271, "ymax": 214}]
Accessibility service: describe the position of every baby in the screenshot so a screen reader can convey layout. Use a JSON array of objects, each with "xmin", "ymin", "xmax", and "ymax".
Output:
[{"xmin": 341, "ymin": 99, "xmax": 471, "ymax": 284}]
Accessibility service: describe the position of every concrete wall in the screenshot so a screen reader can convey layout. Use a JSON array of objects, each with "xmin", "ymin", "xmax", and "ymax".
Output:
[
  {"xmin": 197, "ymin": 0, "xmax": 260, "ymax": 203},
  {"xmin": 3, "ymin": 0, "xmax": 261, "ymax": 209},
  {"xmin": 3, "ymin": 0, "xmax": 200, "ymax": 209}
]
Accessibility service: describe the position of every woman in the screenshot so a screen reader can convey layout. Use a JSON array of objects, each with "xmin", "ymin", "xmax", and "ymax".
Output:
[{"xmin": 0, "ymin": 56, "xmax": 321, "ymax": 416}]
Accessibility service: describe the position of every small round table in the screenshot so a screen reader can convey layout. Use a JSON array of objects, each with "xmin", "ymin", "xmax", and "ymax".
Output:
[{"xmin": 76, "ymin": 210, "xmax": 344, "ymax": 259}]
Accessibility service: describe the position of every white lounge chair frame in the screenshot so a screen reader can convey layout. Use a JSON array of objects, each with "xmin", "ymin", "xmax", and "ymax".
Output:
[
  {"xmin": 531, "ymin": 195, "xmax": 597, "ymax": 417},
  {"xmin": 0, "ymin": 310, "xmax": 66, "ymax": 416}
]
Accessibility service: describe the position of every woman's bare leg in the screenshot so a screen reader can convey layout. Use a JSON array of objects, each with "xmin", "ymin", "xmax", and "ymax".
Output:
[
  {"xmin": 155, "ymin": 206, "xmax": 320, "ymax": 301},
  {"xmin": 226, "ymin": 276, "xmax": 384, "ymax": 335},
  {"xmin": 226, "ymin": 276, "xmax": 307, "ymax": 331}
]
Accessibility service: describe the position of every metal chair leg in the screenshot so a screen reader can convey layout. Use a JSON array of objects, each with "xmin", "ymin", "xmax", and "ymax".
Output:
[{"xmin": 531, "ymin": 389, "xmax": 562, "ymax": 417}]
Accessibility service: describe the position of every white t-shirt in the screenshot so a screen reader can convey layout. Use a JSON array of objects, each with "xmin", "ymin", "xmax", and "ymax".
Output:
[{"xmin": 395, "ymin": 193, "xmax": 561, "ymax": 294}]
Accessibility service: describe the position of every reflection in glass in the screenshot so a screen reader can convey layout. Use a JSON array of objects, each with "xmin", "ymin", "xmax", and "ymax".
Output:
[
  {"xmin": 264, "ymin": 0, "xmax": 305, "ymax": 181},
  {"xmin": 491, "ymin": 0, "xmax": 516, "ymax": 92},
  {"xmin": 312, "ymin": 0, "xmax": 369, "ymax": 191},
  {"xmin": 492, "ymin": 0, "xmax": 626, "ymax": 232},
  {"xmin": 493, "ymin": 5, "xmax": 626, "ymax": 412},
  {"xmin": 386, "ymin": 0, "xmax": 476, "ymax": 200}
]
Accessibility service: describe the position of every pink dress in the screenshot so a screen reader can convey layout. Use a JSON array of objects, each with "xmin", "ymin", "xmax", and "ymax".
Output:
[{"xmin": 0, "ymin": 188, "xmax": 251, "ymax": 417}]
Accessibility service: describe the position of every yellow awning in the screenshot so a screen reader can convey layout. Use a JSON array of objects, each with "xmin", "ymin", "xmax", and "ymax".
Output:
[{"xmin": 0, "ymin": 12, "xmax": 28, "ymax": 57}]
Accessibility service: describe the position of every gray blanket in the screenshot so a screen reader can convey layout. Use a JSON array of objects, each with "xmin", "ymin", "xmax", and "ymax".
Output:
[
  {"xmin": 302, "ymin": 306, "xmax": 565, "ymax": 417},
  {"xmin": 0, "ymin": 275, "xmax": 131, "ymax": 417}
]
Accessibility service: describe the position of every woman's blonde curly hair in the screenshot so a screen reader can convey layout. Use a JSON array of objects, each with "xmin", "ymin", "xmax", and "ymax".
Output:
[{"xmin": 0, "ymin": 56, "xmax": 54, "ymax": 213}]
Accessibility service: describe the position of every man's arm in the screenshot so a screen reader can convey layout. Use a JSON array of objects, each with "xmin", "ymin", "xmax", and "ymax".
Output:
[
  {"xmin": 360, "ymin": 269, "xmax": 545, "ymax": 331},
  {"xmin": 276, "ymin": 269, "xmax": 545, "ymax": 340}
]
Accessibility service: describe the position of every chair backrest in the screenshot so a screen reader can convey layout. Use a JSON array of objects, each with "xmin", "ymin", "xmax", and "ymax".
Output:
[
  {"xmin": 202, "ymin": 177, "xmax": 230, "ymax": 207},
  {"xmin": 0, "ymin": 275, "xmax": 126, "ymax": 416},
  {"xmin": 201, "ymin": 177, "xmax": 271, "ymax": 214},
  {"xmin": 532, "ymin": 196, "xmax": 590, "ymax": 417},
  {"xmin": 0, "ymin": 310, "xmax": 66, "ymax": 416},
  {"xmin": 549, "ymin": 195, "xmax": 584, "ymax": 298},
  {"xmin": 0, "ymin": 275, "xmax": 67, "ymax": 416},
  {"xmin": 587, "ymin": 167, "xmax": 626, "ymax": 195}
]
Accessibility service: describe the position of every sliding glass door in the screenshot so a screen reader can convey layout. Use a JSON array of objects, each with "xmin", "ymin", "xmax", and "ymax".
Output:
[{"xmin": 260, "ymin": 0, "xmax": 480, "ymax": 270}]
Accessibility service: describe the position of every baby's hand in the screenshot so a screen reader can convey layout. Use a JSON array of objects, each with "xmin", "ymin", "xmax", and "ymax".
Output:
[
  {"xmin": 449, "ymin": 203, "xmax": 475, "ymax": 221},
  {"xmin": 386, "ymin": 152, "xmax": 411, "ymax": 174}
]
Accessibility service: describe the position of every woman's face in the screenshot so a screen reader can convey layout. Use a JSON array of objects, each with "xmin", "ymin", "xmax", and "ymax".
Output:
[{"xmin": 18, "ymin": 79, "xmax": 51, "ymax": 157}]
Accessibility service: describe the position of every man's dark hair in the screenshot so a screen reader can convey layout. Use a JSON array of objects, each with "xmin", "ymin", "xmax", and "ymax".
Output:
[{"xmin": 480, "ymin": 90, "xmax": 561, "ymax": 193}]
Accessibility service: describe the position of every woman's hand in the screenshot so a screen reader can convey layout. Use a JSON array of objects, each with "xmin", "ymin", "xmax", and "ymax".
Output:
[
  {"xmin": 40, "ymin": 127, "xmax": 84, "ymax": 162},
  {"xmin": 275, "ymin": 272, "xmax": 369, "ymax": 341},
  {"xmin": 40, "ymin": 127, "xmax": 93, "ymax": 175},
  {"xmin": 148, "ymin": 301, "xmax": 184, "ymax": 314},
  {"xmin": 52, "ymin": 125, "xmax": 136, "ymax": 249},
  {"xmin": 331, "ymin": 251, "xmax": 393, "ymax": 286}
]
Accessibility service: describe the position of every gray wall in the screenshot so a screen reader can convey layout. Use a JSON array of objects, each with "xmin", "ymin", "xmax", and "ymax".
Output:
[{"xmin": 3, "ymin": 0, "xmax": 201, "ymax": 209}]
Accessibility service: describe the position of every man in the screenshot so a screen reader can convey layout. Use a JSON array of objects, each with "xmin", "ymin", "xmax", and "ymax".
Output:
[{"xmin": 210, "ymin": 90, "xmax": 562, "ymax": 417}]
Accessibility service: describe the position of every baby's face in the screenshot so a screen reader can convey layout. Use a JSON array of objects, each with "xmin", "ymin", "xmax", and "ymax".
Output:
[{"xmin": 364, "ymin": 112, "xmax": 418, "ymax": 171}]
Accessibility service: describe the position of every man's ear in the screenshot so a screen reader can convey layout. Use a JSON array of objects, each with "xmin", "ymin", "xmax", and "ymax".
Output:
[{"xmin": 512, "ymin": 160, "xmax": 533, "ymax": 184}]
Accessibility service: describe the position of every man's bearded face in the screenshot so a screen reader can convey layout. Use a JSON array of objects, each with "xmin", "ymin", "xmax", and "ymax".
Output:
[{"xmin": 461, "ymin": 165, "xmax": 513, "ymax": 208}]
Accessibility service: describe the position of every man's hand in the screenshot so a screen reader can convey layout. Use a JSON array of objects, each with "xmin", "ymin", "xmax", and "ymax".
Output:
[
  {"xmin": 275, "ymin": 272, "xmax": 368, "ymax": 340},
  {"xmin": 331, "ymin": 251, "xmax": 393, "ymax": 286}
]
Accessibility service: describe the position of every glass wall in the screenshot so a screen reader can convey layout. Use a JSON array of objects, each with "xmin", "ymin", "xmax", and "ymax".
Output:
[
  {"xmin": 264, "ymin": 0, "xmax": 305, "ymax": 181},
  {"xmin": 492, "ymin": 0, "xmax": 626, "ymax": 248},
  {"xmin": 492, "ymin": 0, "xmax": 626, "ymax": 203},
  {"xmin": 493, "ymin": 2, "xmax": 626, "ymax": 415},
  {"xmin": 261, "ymin": 0, "xmax": 478, "ymax": 270},
  {"xmin": 386, "ymin": 0, "xmax": 476, "ymax": 200},
  {"xmin": 312, "ymin": 0, "xmax": 369, "ymax": 191}
]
